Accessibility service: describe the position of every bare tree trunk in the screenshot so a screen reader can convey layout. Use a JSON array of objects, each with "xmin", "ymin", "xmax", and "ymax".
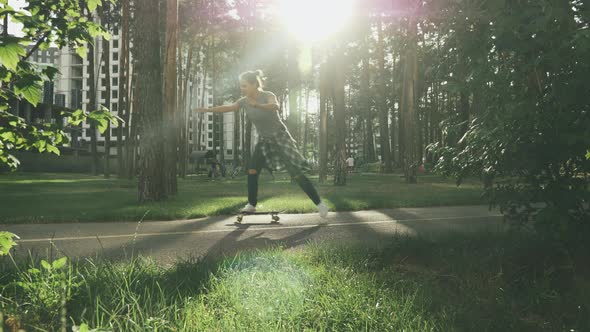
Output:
[
  {"xmin": 87, "ymin": 39, "xmax": 100, "ymax": 176},
  {"xmin": 137, "ymin": 0, "xmax": 166, "ymax": 201},
  {"xmin": 179, "ymin": 44, "xmax": 194, "ymax": 178},
  {"xmin": 125, "ymin": 71, "xmax": 136, "ymax": 179},
  {"xmin": 117, "ymin": 0, "xmax": 130, "ymax": 178},
  {"xmin": 401, "ymin": 16, "xmax": 418, "ymax": 184},
  {"xmin": 376, "ymin": 17, "xmax": 393, "ymax": 173},
  {"xmin": 196, "ymin": 42, "xmax": 209, "ymax": 152},
  {"xmin": 101, "ymin": 2, "xmax": 112, "ymax": 179},
  {"xmin": 332, "ymin": 53, "xmax": 347, "ymax": 186},
  {"xmin": 210, "ymin": 46, "xmax": 223, "ymax": 164},
  {"xmin": 390, "ymin": 53, "xmax": 398, "ymax": 167},
  {"xmin": 318, "ymin": 63, "xmax": 329, "ymax": 183},
  {"xmin": 361, "ymin": 56, "xmax": 376, "ymax": 163},
  {"xmin": 287, "ymin": 43, "xmax": 301, "ymax": 143},
  {"xmin": 302, "ymin": 86, "xmax": 310, "ymax": 158},
  {"xmin": 163, "ymin": 0, "xmax": 178, "ymax": 195}
]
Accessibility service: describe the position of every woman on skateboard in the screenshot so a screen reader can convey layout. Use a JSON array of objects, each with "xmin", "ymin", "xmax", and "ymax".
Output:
[{"xmin": 196, "ymin": 70, "xmax": 329, "ymax": 218}]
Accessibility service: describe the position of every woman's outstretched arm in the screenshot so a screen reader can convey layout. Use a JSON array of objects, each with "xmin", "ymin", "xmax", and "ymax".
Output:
[{"xmin": 195, "ymin": 98, "xmax": 244, "ymax": 113}]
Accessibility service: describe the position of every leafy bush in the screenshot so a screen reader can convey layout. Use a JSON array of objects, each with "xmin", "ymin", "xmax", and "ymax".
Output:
[{"xmin": 428, "ymin": 0, "xmax": 590, "ymax": 240}]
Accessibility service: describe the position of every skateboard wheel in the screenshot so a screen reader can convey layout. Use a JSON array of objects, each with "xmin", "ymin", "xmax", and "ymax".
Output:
[
  {"xmin": 236, "ymin": 216, "xmax": 243, "ymax": 223},
  {"xmin": 272, "ymin": 216, "xmax": 280, "ymax": 222}
]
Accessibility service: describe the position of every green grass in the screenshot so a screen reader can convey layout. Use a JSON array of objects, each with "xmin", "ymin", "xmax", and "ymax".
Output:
[
  {"xmin": 1, "ymin": 232, "xmax": 588, "ymax": 331},
  {"xmin": 0, "ymin": 172, "xmax": 485, "ymax": 224}
]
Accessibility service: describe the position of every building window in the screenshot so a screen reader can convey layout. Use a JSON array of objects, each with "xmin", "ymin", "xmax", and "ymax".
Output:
[
  {"xmin": 208, "ymin": 115, "xmax": 213, "ymax": 121},
  {"xmin": 112, "ymin": 90, "xmax": 118, "ymax": 99},
  {"xmin": 101, "ymin": 65, "xmax": 106, "ymax": 74},
  {"xmin": 112, "ymin": 103, "xmax": 118, "ymax": 112},
  {"xmin": 112, "ymin": 65, "xmax": 118, "ymax": 73},
  {"xmin": 208, "ymin": 97, "xmax": 213, "ymax": 105},
  {"xmin": 113, "ymin": 52, "xmax": 118, "ymax": 61},
  {"xmin": 101, "ymin": 78, "xmax": 106, "ymax": 87},
  {"xmin": 112, "ymin": 77, "xmax": 118, "ymax": 86},
  {"xmin": 227, "ymin": 149, "xmax": 232, "ymax": 155},
  {"xmin": 208, "ymin": 141, "xmax": 212, "ymax": 147},
  {"xmin": 101, "ymin": 90, "xmax": 107, "ymax": 99},
  {"xmin": 208, "ymin": 124, "xmax": 212, "ymax": 130},
  {"xmin": 208, "ymin": 133, "xmax": 212, "ymax": 139},
  {"xmin": 189, "ymin": 133, "xmax": 193, "ymax": 140},
  {"xmin": 113, "ymin": 40, "xmax": 119, "ymax": 49}
]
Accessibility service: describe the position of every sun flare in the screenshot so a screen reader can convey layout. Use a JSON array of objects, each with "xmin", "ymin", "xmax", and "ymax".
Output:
[{"xmin": 278, "ymin": 0, "xmax": 354, "ymax": 42}]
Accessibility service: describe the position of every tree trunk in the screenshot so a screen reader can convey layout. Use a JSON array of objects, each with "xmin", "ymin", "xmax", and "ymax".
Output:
[
  {"xmin": 117, "ymin": 0, "xmax": 130, "ymax": 178},
  {"xmin": 376, "ymin": 17, "xmax": 393, "ymax": 173},
  {"xmin": 400, "ymin": 17, "xmax": 418, "ymax": 184},
  {"xmin": 163, "ymin": 0, "xmax": 178, "ymax": 195},
  {"xmin": 287, "ymin": 43, "xmax": 301, "ymax": 143},
  {"xmin": 361, "ymin": 56, "xmax": 376, "ymax": 163},
  {"xmin": 318, "ymin": 63, "xmax": 329, "ymax": 183},
  {"xmin": 125, "ymin": 71, "xmax": 137, "ymax": 179},
  {"xmin": 137, "ymin": 0, "xmax": 166, "ymax": 202},
  {"xmin": 179, "ymin": 44, "xmax": 194, "ymax": 178},
  {"xmin": 211, "ymin": 46, "xmax": 222, "ymax": 164},
  {"xmin": 332, "ymin": 53, "xmax": 347, "ymax": 186},
  {"xmin": 101, "ymin": 2, "xmax": 111, "ymax": 179},
  {"xmin": 390, "ymin": 53, "xmax": 398, "ymax": 166},
  {"xmin": 87, "ymin": 38, "xmax": 100, "ymax": 176},
  {"xmin": 197, "ymin": 42, "xmax": 209, "ymax": 153},
  {"xmin": 302, "ymin": 86, "xmax": 310, "ymax": 158}
]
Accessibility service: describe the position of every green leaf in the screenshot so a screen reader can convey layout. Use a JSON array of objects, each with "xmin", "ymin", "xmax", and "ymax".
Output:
[
  {"xmin": 14, "ymin": 76, "xmax": 42, "ymax": 106},
  {"xmin": 46, "ymin": 144, "xmax": 60, "ymax": 156},
  {"xmin": 76, "ymin": 45, "xmax": 88, "ymax": 59},
  {"xmin": 36, "ymin": 139, "xmax": 47, "ymax": 152},
  {"xmin": 88, "ymin": 0, "xmax": 102, "ymax": 12},
  {"xmin": 41, "ymin": 260, "xmax": 51, "ymax": 270},
  {"xmin": 79, "ymin": 323, "xmax": 90, "ymax": 332},
  {"xmin": 0, "ymin": 131, "xmax": 15, "ymax": 142},
  {"xmin": 0, "ymin": 231, "xmax": 19, "ymax": 256},
  {"xmin": 0, "ymin": 40, "xmax": 26, "ymax": 71},
  {"xmin": 42, "ymin": 66, "xmax": 60, "ymax": 81},
  {"xmin": 52, "ymin": 257, "xmax": 68, "ymax": 269},
  {"xmin": 586, "ymin": 150, "xmax": 590, "ymax": 160}
]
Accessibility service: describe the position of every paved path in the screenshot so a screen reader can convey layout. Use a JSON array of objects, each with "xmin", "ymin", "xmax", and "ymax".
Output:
[{"xmin": 2, "ymin": 205, "xmax": 504, "ymax": 264}]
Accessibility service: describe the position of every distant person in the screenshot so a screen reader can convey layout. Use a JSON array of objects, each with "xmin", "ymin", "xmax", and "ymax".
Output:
[
  {"xmin": 196, "ymin": 70, "xmax": 328, "ymax": 218},
  {"xmin": 346, "ymin": 156, "xmax": 355, "ymax": 174},
  {"xmin": 208, "ymin": 158, "xmax": 219, "ymax": 179}
]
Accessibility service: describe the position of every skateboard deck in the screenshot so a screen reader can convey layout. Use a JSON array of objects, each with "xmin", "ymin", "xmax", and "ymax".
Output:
[{"xmin": 236, "ymin": 211, "xmax": 281, "ymax": 224}]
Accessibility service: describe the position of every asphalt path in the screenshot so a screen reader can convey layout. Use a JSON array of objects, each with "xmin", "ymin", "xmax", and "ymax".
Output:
[{"xmin": 2, "ymin": 205, "xmax": 505, "ymax": 264}]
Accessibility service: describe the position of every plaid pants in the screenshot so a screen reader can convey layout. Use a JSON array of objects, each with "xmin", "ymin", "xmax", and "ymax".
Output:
[
  {"xmin": 250, "ymin": 131, "xmax": 310, "ymax": 175},
  {"xmin": 247, "ymin": 130, "xmax": 320, "ymax": 206}
]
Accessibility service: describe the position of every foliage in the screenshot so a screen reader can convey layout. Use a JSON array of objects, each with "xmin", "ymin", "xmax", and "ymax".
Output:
[
  {"xmin": 425, "ymin": 0, "xmax": 590, "ymax": 239},
  {"xmin": 2, "ymin": 257, "xmax": 81, "ymax": 331},
  {"xmin": 0, "ymin": 0, "xmax": 117, "ymax": 170},
  {"xmin": 0, "ymin": 231, "xmax": 18, "ymax": 256}
]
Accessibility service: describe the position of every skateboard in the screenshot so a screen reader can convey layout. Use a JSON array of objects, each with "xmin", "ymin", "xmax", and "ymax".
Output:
[{"xmin": 236, "ymin": 211, "xmax": 281, "ymax": 224}]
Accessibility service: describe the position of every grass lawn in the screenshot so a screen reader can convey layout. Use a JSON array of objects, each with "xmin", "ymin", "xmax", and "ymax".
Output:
[
  {"xmin": 1, "ymin": 232, "xmax": 588, "ymax": 331},
  {"xmin": 0, "ymin": 172, "xmax": 486, "ymax": 224}
]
